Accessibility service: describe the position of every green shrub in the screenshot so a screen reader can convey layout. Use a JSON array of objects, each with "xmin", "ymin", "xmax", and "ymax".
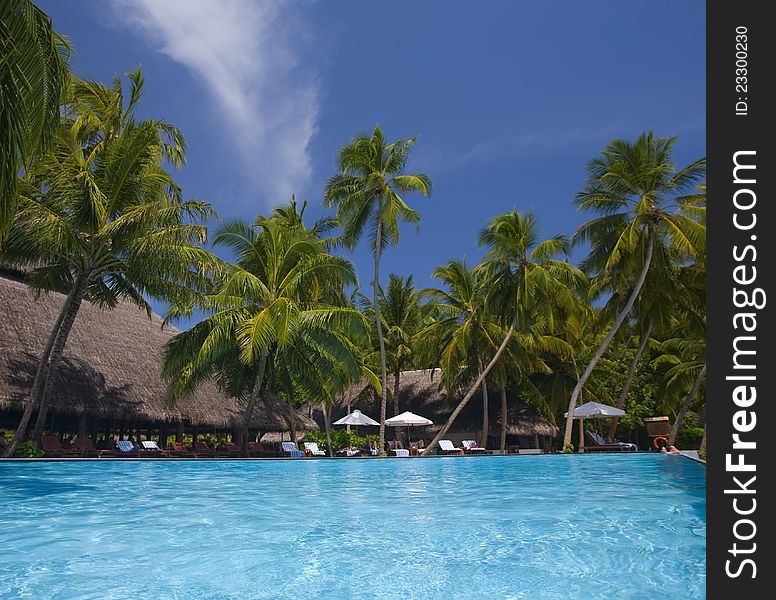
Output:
[
  {"xmin": 562, "ymin": 443, "xmax": 575, "ymax": 454},
  {"xmin": 302, "ymin": 430, "xmax": 379, "ymax": 454},
  {"xmin": 16, "ymin": 440, "xmax": 44, "ymax": 458},
  {"xmin": 677, "ymin": 426, "xmax": 705, "ymax": 450}
]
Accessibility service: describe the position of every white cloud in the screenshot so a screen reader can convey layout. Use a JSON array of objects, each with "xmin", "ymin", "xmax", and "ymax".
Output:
[{"xmin": 111, "ymin": 0, "xmax": 318, "ymax": 204}]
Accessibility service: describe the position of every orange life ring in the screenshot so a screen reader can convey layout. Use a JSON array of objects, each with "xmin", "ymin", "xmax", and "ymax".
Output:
[{"xmin": 653, "ymin": 436, "xmax": 670, "ymax": 450}]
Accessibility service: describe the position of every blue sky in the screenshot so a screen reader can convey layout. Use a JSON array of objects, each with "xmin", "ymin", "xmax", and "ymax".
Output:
[{"xmin": 40, "ymin": 0, "xmax": 705, "ymax": 326}]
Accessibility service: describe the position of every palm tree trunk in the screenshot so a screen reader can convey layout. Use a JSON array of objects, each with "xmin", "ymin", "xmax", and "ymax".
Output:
[
  {"xmin": 423, "ymin": 317, "xmax": 516, "ymax": 455},
  {"xmin": 669, "ymin": 364, "xmax": 706, "ymax": 446},
  {"xmin": 392, "ymin": 364, "xmax": 402, "ymax": 443},
  {"xmin": 11, "ymin": 273, "xmax": 88, "ymax": 452},
  {"xmin": 373, "ymin": 216, "xmax": 389, "ymax": 456},
  {"xmin": 477, "ymin": 350, "xmax": 489, "ymax": 448},
  {"xmin": 392, "ymin": 363, "xmax": 401, "ymax": 417},
  {"xmin": 563, "ymin": 233, "xmax": 654, "ymax": 448},
  {"xmin": 607, "ymin": 316, "xmax": 654, "ymax": 441},
  {"xmin": 500, "ymin": 385, "xmax": 508, "ymax": 452},
  {"xmin": 346, "ymin": 392, "xmax": 351, "ymax": 432},
  {"xmin": 323, "ymin": 402, "xmax": 334, "ymax": 457},
  {"xmin": 31, "ymin": 278, "xmax": 89, "ymax": 445},
  {"xmin": 2, "ymin": 282, "xmax": 73, "ymax": 457},
  {"xmin": 286, "ymin": 388, "xmax": 297, "ymax": 447},
  {"xmin": 241, "ymin": 351, "xmax": 269, "ymax": 455}
]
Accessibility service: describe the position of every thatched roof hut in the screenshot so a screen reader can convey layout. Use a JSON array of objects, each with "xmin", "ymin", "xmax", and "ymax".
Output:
[
  {"xmin": 316, "ymin": 368, "xmax": 558, "ymax": 448},
  {"xmin": 0, "ymin": 272, "xmax": 317, "ymax": 436}
]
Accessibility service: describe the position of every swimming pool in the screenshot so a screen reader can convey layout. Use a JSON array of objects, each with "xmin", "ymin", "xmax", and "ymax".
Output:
[{"xmin": 0, "ymin": 454, "xmax": 705, "ymax": 599}]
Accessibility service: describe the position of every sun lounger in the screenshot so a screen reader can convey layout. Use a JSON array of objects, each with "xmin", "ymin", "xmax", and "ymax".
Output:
[
  {"xmin": 73, "ymin": 437, "xmax": 117, "ymax": 457},
  {"xmin": 139, "ymin": 440, "xmax": 168, "ymax": 457},
  {"xmin": 40, "ymin": 435, "xmax": 82, "ymax": 458},
  {"xmin": 438, "ymin": 440, "xmax": 464, "ymax": 455},
  {"xmin": 303, "ymin": 442, "xmax": 326, "ymax": 456},
  {"xmin": 168, "ymin": 441, "xmax": 197, "ymax": 458},
  {"xmin": 391, "ymin": 448, "xmax": 410, "ymax": 457},
  {"xmin": 461, "ymin": 440, "xmax": 489, "ymax": 454},
  {"xmin": 337, "ymin": 448, "xmax": 361, "ymax": 457},
  {"xmin": 585, "ymin": 431, "xmax": 638, "ymax": 452},
  {"xmin": 360, "ymin": 441, "xmax": 379, "ymax": 456},
  {"xmin": 115, "ymin": 440, "xmax": 139, "ymax": 457},
  {"xmin": 281, "ymin": 441, "xmax": 305, "ymax": 458}
]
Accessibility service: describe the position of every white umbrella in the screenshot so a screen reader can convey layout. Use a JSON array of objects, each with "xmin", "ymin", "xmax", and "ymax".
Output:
[
  {"xmin": 333, "ymin": 409, "xmax": 380, "ymax": 426},
  {"xmin": 564, "ymin": 401, "xmax": 625, "ymax": 418},
  {"xmin": 384, "ymin": 411, "xmax": 433, "ymax": 445},
  {"xmin": 563, "ymin": 401, "xmax": 625, "ymax": 451},
  {"xmin": 332, "ymin": 409, "xmax": 379, "ymax": 438}
]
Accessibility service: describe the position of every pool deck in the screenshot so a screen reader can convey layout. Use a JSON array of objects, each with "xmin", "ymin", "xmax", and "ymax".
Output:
[{"xmin": 0, "ymin": 450, "xmax": 707, "ymax": 463}]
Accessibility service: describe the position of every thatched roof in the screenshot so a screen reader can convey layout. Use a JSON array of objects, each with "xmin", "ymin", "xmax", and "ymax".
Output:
[
  {"xmin": 321, "ymin": 368, "xmax": 558, "ymax": 438},
  {"xmin": 0, "ymin": 274, "xmax": 317, "ymax": 432}
]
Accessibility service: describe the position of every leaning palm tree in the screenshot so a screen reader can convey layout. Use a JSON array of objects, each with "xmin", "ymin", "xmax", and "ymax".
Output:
[
  {"xmin": 0, "ymin": 0, "xmax": 70, "ymax": 240},
  {"xmin": 562, "ymin": 132, "xmax": 705, "ymax": 448},
  {"xmin": 162, "ymin": 218, "xmax": 367, "ymax": 453},
  {"xmin": 2, "ymin": 70, "xmax": 218, "ymax": 457},
  {"xmin": 423, "ymin": 209, "xmax": 585, "ymax": 455},
  {"xmin": 420, "ymin": 259, "xmax": 499, "ymax": 448},
  {"xmin": 324, "ymin": 125, "xmax": 432, "ymax": 453}
]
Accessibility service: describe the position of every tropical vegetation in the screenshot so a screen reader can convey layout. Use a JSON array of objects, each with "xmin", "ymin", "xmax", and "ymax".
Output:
[{"xmin": 1, "ymin": 2, "xmax": 707, "ymax": 458}]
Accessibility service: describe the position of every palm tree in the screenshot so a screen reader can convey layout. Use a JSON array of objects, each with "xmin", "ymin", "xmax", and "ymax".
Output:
[
  {"xmin": 1, "ymin": 0, "xmax": 70, "ymax": 240},
  {"xmin": 562, "ymin": 132, "xmax": 705, "ymax": 448},
  {"xmin": 420, "ymin": 259, "xmax": 499, "ymax": 448},
  {"xmin": 2, "ymin": 69, "xmax": 217, "ymax": 457},
  {"xmin": 162, "ymin": 218, "xmax": 367, "ymax": 453},
  {"xmin": 378, "ymin": 274, "xmax": 423, "ymax": 419},
  {"xmin": 270, "ymin": 195, "xmax": 339, "ymax": 250},
  {"xmin": 267, "ymin": 196, "xmax": 342, "ymax": 441},
  {"xmin": 423, "ymin": 209, "xmax": 584, "ymax": 455},
  {"xmin": 324, "ymin": 125, "xmax": 432, "ymax": 453}
]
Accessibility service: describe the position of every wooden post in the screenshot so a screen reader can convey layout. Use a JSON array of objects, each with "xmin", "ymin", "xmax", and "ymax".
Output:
[
  {"xmin": 118, "ymin": 418, "xmax": 125, "ymax": 440},
  {"xmin": 578, "ymin": 418, "xmax": 585, "ymax": 453},
  {"xmin": 176, "ymin": 421, "xmax": 184, "ymax": 443},
  {"xmin": 88, "ymin": 416, "xmax": 98, "ymax": 441},
  {"xmin": 192, "ymin": 426, "xmax": 198, "ymax": 448},
  {"xmin": 160, "ymin": 422, "xmax": 169, "ymax": 449},
  {"xmin": 77, "ymin": 413, "xmax": 87, "ymax": 438}
]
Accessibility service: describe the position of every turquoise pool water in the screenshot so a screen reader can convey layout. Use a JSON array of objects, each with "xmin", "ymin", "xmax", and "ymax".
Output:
[{"xmin": 0, "ymin": 454, "xmax": 705, "ymax": 599}]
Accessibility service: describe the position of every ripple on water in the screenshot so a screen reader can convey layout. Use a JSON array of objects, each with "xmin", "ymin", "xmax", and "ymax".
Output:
[{"xmin": 0, "ymin": 455, "xmax": 705, "ymax": 599}]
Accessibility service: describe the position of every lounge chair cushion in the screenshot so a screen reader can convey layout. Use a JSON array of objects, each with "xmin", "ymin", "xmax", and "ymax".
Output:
[
  {"xmin": 281, "ymin": 442, "xmax": 305, "ymax": 457},
  {"xmin": 439, "ymin": 440, "xmax": 459, "ymax": 452},
  {"xmin": 586, "ymin": 431, "xmax": 638, "ymax": 451},
  {"xmin": 303, "ymin": 442, "xmax": 326, "ymax": 456},
  {"xmin": 116, "ymin": 440, "xmax": 136, "ymax": 453}
]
